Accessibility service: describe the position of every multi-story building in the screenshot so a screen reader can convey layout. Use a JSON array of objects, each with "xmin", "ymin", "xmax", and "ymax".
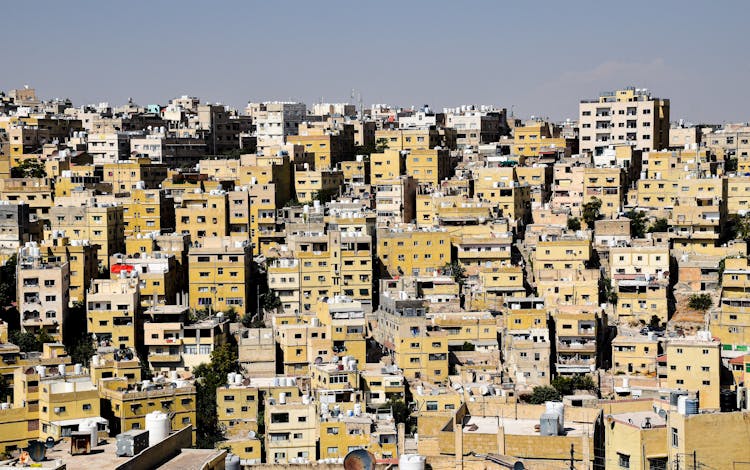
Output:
[
  {"xmin": 582, "ymin": 167, "xmax": 624, "ymax": 219},
  {"xmin": 175, "ymin": 189, "xmax": 229, "ymax": 241},
  {"xmin": 374, "ymin": 176, "xmax": 417, "ymax": 228},
  {"xmin": 377, "ymin": 226, "xmax": 451, "ymax": 277},
  {"xmin": 286, "ymin": 123, "xmax": 354, "ymax": 170},
  {"xmin": 405, "ymin": 148, "xmax": 453, "ymax": 187},
  {"xmin": 47, "ymin": 203, "xmax": 125, "ymax": 269},
  {"xmin": 611, "ymin": 335, "xmax": 660, "ymax": 375},
  {"xmin": 99, "ymin": 377, "xmax": 196, "ymax": 443},
  {"xmin": 579, "ymin": 87, "xmax": 669, "ymax": 155},
  {"xmin": 293, "ymin": 167, "xmax": 344, "ymax": 203},
  {"xmin": 17, "ymin": 242, "xmax": 70, "ymax": 341},
  {"xmin": 264, "ymin": 397, "xmax": 317, "ymax": 464},
  {"xmin": 40, "ymin": 233, "xmax": 98, "ymax": 306},
  {"xmin": 0, "ymin": 201, "xmax": 32, "ymax": 262},
  {"xmin": 109, "ymin": 252, "xmax": 179, "ymax": 308},
  {"xmin": 120, "ymin": 188, "xmax": 175, "ymax": 236},
  {"xmin": 610, "ymin": 246, "xmax": 670, "ymax": 323},
  {"xmin": 665, "ymin": 332, "xmax": 720, "ymax": 410},
  {"xmin": 187, "ymin": 237, "xmax": 252, "ymax": 314},
  {"xmin": 503, "ymin": 303, "xmax": 551, "ymax": 389},
  {"xmin": 246, "ymin": 101, "xmax": 306, "ymax": 154},
  {"xmin": 555, "ymin": 311, "xmax": 598, "ymax": 376},
  {"xmin": 87, "ymin": 277, "xmax": 140, "ymax": 350}
]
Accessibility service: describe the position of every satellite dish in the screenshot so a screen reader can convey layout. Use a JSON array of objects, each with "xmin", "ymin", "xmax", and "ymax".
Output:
[
  {"xmin": 247, "ymin": 431, "xmax": 256, "ymax": 439},
  {"xmin": 27, "ymin": 441, "xmax": 46, "ymax": 462},
  {"xmin": 343, "ymin": 449, "xmax": 375, "ymax": 470},
  {"xmin": 44, "ymin": 437, "xmax": 55, "ymax": 449},
  {"xmin": 513, "ymin": 462, "xmax": 526, "ymax": 470}
]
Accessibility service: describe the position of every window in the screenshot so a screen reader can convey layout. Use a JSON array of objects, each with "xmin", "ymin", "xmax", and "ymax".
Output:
[
  {"xmin": 618, "ymin": 453, "xmax": 630, "ymax": 468},
  {"xmin": 327, "ymin": 427, "xmax": 339, "ymax": 435},
  {"xmin": 671, "ymin": 427, "xmax": 678, "ymax": 447},
  {"xmin": 426, "ymin": 401, "xmax": 438, "ymax": 411}
]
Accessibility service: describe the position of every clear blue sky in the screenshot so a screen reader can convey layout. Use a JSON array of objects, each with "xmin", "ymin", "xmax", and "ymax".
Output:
[{"xmin": 2, "ymin": 1, "xmax": 748, "ymax": 123}]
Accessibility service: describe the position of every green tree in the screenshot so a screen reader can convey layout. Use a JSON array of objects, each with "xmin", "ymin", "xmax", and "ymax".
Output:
[
  {"xmin": 10, "ymin": 330, "xmax": 55, "ymax": 353},
  {"xmin": 688, "ymin": 293, "xmax": 713, "ymax": 311},
  {"xmin": 600, "ymin": 277, "xmax": 617, "ymax": 305},
  {"xmin": 442, "ymin": 261, "xmax": 467, "ymax": 287},
  {"xmin": 375, "ymin": 138, "xmax": 389, "ymax": 153},
  {"xmin": 388, "ymin": 397, "xmax": 410, "ymax": 424},
  {"xmin": 68, "ymin": 334, "xmax": 97, "ymax": 366},
  {"xmin": 624, "ymin": 210, "xmax": 647, "ymax": 238},
  {"xmin": 261, "ymin": 292, "xmax": 282, "ymax": 313},
  {"xmin": 731, "ymin": 215, "xmax": 750, "ymax": 241},
  {"xmin": 526, "ymin": 386, "xmax": 561, "ymax": 404},
  {"xmin": 567, "ymin": 217, "xmax": 581, "ymax": 231},
  {"xmin": 551, "ymin": 375, "xmax": 597, "ymax": 396},
  {"xmin": 460, "ymin": 341, "xmax": 475, "ymax": 351},
  {"xmin": 193, "ymin": 343, "xmax": 239, "ymax": 448},
  {"xmin": 582, "ymin": 198, "xmax": 602, "ymax": 228},
  {"xmin": 647, "ymin": 218, "xmax": 669, "ymax": 233},
  {"xmin": 11, "ymin": 159, "xmax": 47, "ymax": 178}
]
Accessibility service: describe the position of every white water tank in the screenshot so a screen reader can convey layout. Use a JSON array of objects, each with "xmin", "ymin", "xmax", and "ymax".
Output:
[
  {"xmin": 399, "ymin": 454, "xmax": 426, "ymax": 470},
  {"xmin": 35, "ymin": 366, "xmax": 46, "ymax": 377},
  {"xmin": 0, "ymin": 403, "xmax": 9, "ymax": 410},
  {"xmin": 279, "ymin": 393, "xmax": 287, "ymax": 404},
  {"xmin": 79, "ymin": 419, "xmax": 99, "ymax": 447},
  {"xmin": 227, "ymin": 372, "xmax": 236, "ymax": 385},
  {"xmin": 354, "ymin": 403, "xmax": 362, "ymax": 416},
  {"xmin": 145, "ymin": 411, "xmax": 170, "ymax": 446},
  {"xmin": 58, "ymin": 364, "xmax": 66, "ymax": 376},
  {"xmin": 234, "ymin": 373, "xmax": 242, "ymax": 385},
  {"xmin": 169, "ymin": 370, "xmax": 178, "ymax": 381},
  {"xmin": 302, "ymin": 394, "xmax": 311, "ymax": 405},
  {"xmin": 74, "ymin": 364, "xmax": 83, "ymax": 375}
]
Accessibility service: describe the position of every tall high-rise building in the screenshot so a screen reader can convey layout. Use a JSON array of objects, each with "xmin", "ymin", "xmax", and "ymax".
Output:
[{"xmin": 579, "ymin": 87, "xmax": 669, "ymax": 155}]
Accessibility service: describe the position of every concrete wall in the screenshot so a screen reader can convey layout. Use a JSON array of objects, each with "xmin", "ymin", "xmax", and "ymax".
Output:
[{"xmin": 115, "ymin": 425, "xmax": 193, "ymax": 470}]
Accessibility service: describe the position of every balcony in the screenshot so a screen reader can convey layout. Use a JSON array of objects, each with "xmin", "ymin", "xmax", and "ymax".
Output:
[{"xmin": 148, "ymin": 353, "xmax": 182, "ymax": 363}]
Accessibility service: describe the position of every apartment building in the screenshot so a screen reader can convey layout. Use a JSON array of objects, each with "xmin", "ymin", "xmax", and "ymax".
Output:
[
  {"xmin": 665, "ymin": 332, "xmax": 720, "ymax": 410},
  {"xmin": 377, "ymin": 226, "xmax": 451, "ymax": 277},
  {"xmin": 611, "ymin": 335, "xmax": 660, "ymax": 375},
  {"xmin": 503, "ymin": 305, "xmax": 551, "ymax": 389},
  {"xmin": 247, "ymin": 101, "xmax": 306, "ymax": 153},
  {"xmin": 187, "ymin": 237, "xmax": 252, "ymax": 314},
  {"xmin": 579, "ymin": 87, "xmax": 669, "ymax": 155},
  {"xmin": 264, "ymin": 398, "xmax": 317, "ymax": 464},
  {"xmin": 47, "ymin": 203, "xmax": 125, "ymax": 269},
  {"xmin": 555, "ymin": 311, "xmax": 598, "ymax": 375},
  {"xmin": 99, "ymin": 377, "xmax": 196, "ymax": 444},
  {"xmin": 175, "ymin": 189, "xmax": 229, "ymax": 241},
  {"xmin": 17, "ymin": 243, "xmax": 70, "ymax": 341},
  {"xmin": 87, "ymin": 277, "xmax": 140, "ymax": 350}
]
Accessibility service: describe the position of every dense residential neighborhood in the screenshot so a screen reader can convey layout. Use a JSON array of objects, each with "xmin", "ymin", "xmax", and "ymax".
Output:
[{"xmin": 0, "ymin": 84, "xmax": 749, "ymax": 470}]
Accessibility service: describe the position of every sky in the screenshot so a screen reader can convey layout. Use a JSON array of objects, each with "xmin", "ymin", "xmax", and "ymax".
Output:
[{"xmin": 2, "ymin": 0, "xmax": 749, "ymax": 123}]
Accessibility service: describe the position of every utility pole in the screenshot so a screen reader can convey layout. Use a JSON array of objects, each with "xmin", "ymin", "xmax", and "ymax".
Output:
[{"xmin": 693, "ymin": 451, "xmax": 697, "ymax": 470}]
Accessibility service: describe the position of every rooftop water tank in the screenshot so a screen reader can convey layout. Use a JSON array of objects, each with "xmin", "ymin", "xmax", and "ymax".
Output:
[
  {"xmin": 399, "ymin": 454, "xmax": 426, "ymax": 470},
  {"xmin": 145, "ymin": 411, "xmax": 170, "ymax": 446}
]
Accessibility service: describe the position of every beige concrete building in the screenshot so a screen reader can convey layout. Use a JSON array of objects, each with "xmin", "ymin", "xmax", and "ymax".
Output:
[{"xmin": 579, "ymin": 87, "xmax": 669, "ymax": 155}]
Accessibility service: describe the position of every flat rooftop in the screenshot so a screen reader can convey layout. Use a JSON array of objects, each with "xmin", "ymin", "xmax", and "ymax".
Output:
[
  {"xmin": 157, "ymin": 449, "xmax": 225, "ymax": 470},
  {"xmin": 496, "ymin": 416, "xmax": 590, "ymax": 436}
]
